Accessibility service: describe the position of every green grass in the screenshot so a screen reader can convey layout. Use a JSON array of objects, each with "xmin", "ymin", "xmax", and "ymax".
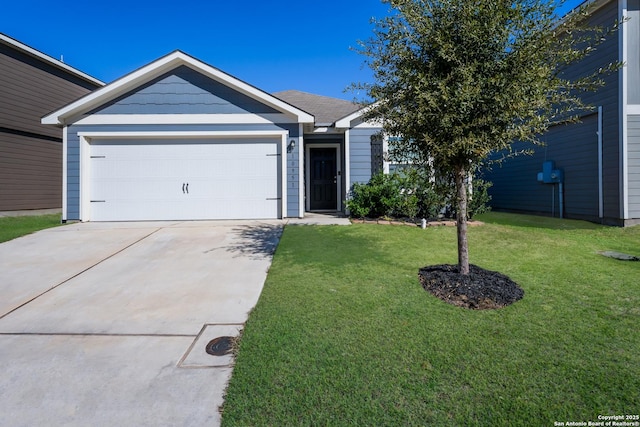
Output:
[
  {"xmin": 0, "ymin": 214, "xmax": 62, "ymax": 243},
  {"xmin": 221, "ymin": 212, "xmax": 640, "ymax": 426}
]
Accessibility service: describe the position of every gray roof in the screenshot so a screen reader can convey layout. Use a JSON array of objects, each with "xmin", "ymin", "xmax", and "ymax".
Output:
[{"xmin": 272, "ymin": 90, "xmax": 361, "ymax": 126}]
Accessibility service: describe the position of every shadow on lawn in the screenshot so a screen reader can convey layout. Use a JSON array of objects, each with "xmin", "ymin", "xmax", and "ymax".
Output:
[{"xmin": 224, "ymin": 223, "xmax": 284, "ymax": 259}]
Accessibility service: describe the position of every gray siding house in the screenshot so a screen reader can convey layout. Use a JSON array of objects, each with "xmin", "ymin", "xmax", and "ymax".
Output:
[
  {"xmin": 43, "ymin": 51, "xmax": 382, "ymax": 221},
  {"xmin": 0, "ymin": 33, "xmax": 103, "ymax": 211},
  {"xmin": 484, "ymin": 0, "xmax": 640, "ymax": 226}
]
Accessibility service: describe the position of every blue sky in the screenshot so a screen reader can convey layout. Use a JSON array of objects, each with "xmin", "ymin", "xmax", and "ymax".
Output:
[{"xmin": 2, "ymin": 0, "xmax": 585, "ymax": 100}]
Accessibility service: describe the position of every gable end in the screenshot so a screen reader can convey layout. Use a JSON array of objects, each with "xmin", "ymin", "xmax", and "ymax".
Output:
[{"xmin": 90, "ymin": 65, "xmax": 281, "ymax": 115}]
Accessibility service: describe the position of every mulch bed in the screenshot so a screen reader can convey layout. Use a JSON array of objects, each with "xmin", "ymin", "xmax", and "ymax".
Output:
[{"xmin": 419, "ymin": 264, "xmax": 524, "ymax": 310}]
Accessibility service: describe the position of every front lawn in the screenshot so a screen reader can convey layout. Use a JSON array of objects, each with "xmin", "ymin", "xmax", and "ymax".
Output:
[
  {"xmin": 221, "ymin": 213, "xmax": 639, "ymax": 426},
  {"xmin": 0, "ymin": 214, "xmax": 62, "ymax": 243}
]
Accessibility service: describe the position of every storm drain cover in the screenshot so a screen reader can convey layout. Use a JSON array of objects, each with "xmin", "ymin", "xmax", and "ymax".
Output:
[{"xmin": 205, "ymin": 336, "xmax": 234, "ymax": 356}]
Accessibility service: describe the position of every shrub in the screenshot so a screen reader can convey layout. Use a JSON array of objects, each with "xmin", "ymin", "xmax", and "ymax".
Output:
[
  {"xmin": 346, "ymin": 169, "xmax": 491, "ymax": 220},
  {"xmin": 346, "ymin": 172, "xmax": 418, "ymax": 219}
]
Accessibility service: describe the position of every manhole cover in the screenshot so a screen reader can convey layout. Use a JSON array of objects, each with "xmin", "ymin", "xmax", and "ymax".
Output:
[{"xmin": 205, "ymin": 336, "xmax": 234, "ymax": 356}]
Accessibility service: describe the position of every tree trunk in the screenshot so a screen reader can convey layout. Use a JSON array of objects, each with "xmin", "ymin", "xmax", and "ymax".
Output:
[{"xmin": 455, "ymin": 166, "xmax": 470, "ymax": 275}]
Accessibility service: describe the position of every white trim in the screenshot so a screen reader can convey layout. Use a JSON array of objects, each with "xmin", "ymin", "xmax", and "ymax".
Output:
[
  {"xmin": 77, "ymin": 130, "xmax": 288, "ymax": 139},
  {"xmin": 305, "ymin": 143, "xmax": 342, "ymax": 212},
  {"xmin": 335, "ymin": 102, "xmax": 383, "ymax": 129},
  {"xmin": 628, "ymin": 105, "xmax": 640, "ymax": 114},
  {"xmin": 62, "ymin": 126, "xmax": 68, "ymax": 221},
  {"xmin": 335, "ymin": 112, "xmax": 361, "ymax": 128},
  {"xmin": 0, "ymin": 33, "xmax": 104, "ymax": 87},
  {"xmin": 620, "ymin": 0, "xmax": 629, "ymax": 219},
  {"xmin": 79, "ymin": 136, "xmax": 91, "ymax": 221},
  {"xmin": 298, "ymin": 124, "xmax": 305, "ymax": 218},
  {"xmin": 42, "ymin": 51, "xmax": 314, "ymax": 125},
  {"xmin": 73, "ymin": 113, "xmax": 297, "ymax": 125},
  {"xmin": 335, "ymin": 105, "xmax": 370, "ymax": 128},
  {"xmin": 76, "ymin": 130, "xmax": 288, "ymax": 221},
  {"xmin": 280, "ymin": 134, "xmax": 288, "ymax": 220},
  {"xmin": 344, "ymin": 129, "xmax": 351, "ymax": 199}
]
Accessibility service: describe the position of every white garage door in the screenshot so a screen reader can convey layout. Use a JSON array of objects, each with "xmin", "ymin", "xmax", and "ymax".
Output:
[{"xmin": 88, "ymin": 138, "xmax": 281, "ymax": 221}]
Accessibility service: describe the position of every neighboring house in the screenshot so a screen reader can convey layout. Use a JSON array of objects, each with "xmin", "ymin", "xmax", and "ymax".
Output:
[
  {"xmin": 42, "ymin": 51, "xmax": 383, "ymax": 221},
  {"xmin": 0, "ymin": 33, "xmax": 103, "ymax": 211},
  {"xmin": 484, "ymin": 0, "xmax": 640, "ymax": 226}
]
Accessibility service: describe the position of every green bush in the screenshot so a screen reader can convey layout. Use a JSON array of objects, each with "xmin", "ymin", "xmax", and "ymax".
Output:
[
  {"xmin": 346, "ymin": 169, "xmax": 491, "ymax": 220},
  {"xmin": 346, "ymin": 172, "xmax": 418, "ymax": 219}
]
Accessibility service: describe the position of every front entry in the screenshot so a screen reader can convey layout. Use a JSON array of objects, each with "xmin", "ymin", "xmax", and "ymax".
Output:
[{"xmin": 309, "ymin": 147, "xmax": 337, "ymax": 210}]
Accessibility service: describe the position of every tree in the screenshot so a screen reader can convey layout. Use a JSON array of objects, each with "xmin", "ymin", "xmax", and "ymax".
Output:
[{"xmin": 355, "ymin": 0, "xmax": 619, "ymax": 275}]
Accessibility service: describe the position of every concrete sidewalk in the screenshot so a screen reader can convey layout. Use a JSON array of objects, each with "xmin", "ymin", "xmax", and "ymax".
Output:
[
  {"xmin": 286, "ymin": 212, "xmax": 351, "ymax": 226},
  {"xmin": 0, "ymin": 220, "xmax": 282, "ymax": 426}
]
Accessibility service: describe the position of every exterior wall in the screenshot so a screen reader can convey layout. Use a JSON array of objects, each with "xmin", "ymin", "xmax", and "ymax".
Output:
[
  {"xmin": 65, "ymin": 123, "xmax": 299, "ymax": 220},
  {"xmin": 349, "ymin": 127, "xmax": 380, "ymax": 185},
  {"xmin": 0, "ymin": 40, "xmax": 100, "ymax": 210},
  {"xmin": 286, "ymin": 134, "xmax": 301, "ymax": 217},
  {"xmin": 0, "ymin": 132, "xmax": 61, "ymax": 210},
  {"xmin": 487, "ymin": 114, "xmax": 600, "ymax": 220},
  {"xmin": 629, "ymin": 115, "xmax": 640, "ymax": 218},
  {"xmin": 485, "ymin": 0, "xmax": 623, "ymax": 223},
  {"xmin": 92, "ymin": 66, "xmax": 280, "ymax": 115}
]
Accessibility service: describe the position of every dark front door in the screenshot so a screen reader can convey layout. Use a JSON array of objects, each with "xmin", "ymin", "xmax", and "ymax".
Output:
[{"xmin": 309, "ymin": 147, "xmax": 337, "ymax": 210}]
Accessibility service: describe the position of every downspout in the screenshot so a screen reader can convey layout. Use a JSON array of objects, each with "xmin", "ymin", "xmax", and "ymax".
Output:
[{"xmin": 598, "ymin": 106, "xmax": 604, "ymax": 220}]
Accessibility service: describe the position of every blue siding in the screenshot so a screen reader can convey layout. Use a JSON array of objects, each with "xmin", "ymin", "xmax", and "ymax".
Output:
[
  {"xmin": 65, "ymin": 123, "xmax": 298, "ymax": 220},
  {"xmin": 349, "ymin": 128, "xmax": 380, "ymax": 185},
  {"xmin": 91, "ymin": 66, "xmax": 281, "ymax": 115},
  {"xmin": 485, "ymin": 0, "xmax": 622, "ymax": 223},
  {"xmin": 487, "ymin": 115, "xmax": 600, "ymax": 219},
  {"xmin": 286, "ymin": 139, "xmax": 300, "ymax": 217}
]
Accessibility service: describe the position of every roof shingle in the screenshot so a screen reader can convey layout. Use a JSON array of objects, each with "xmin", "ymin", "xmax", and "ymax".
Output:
[{"xmin": 272, "ymin": 90, "xmax": 361, "ymax": 126}]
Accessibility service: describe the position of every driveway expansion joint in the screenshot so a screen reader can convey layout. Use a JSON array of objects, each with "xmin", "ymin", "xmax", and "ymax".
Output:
[
  {"xmin": 0, "ymin": 227, "xmax": 162, "ymax": 321},
  {"xmin": 178, "ymin": 323, "xmax": 244, "ymax": 368}
]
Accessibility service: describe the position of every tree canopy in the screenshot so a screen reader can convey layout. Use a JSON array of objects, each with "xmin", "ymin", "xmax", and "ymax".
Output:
[{"xmin": 355, "ymin": 0, "xmax": 619, "ymax": 274}]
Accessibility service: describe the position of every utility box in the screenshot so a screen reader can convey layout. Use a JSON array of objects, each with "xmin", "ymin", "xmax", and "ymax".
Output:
[{"xmin": 537, "ymin": 160, "xmax": 563, "ymax": 184}]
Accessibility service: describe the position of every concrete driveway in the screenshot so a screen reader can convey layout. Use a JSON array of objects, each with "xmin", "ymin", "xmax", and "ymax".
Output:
[{"xmin": 0, "ymin": 220, "xmax": 283, "ymax": 426}]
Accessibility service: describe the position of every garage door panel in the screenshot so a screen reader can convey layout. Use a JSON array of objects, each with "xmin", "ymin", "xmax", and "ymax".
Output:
[{"xmin": 89, "ymin": 139, "xmax": 281, "ymax": 221}]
